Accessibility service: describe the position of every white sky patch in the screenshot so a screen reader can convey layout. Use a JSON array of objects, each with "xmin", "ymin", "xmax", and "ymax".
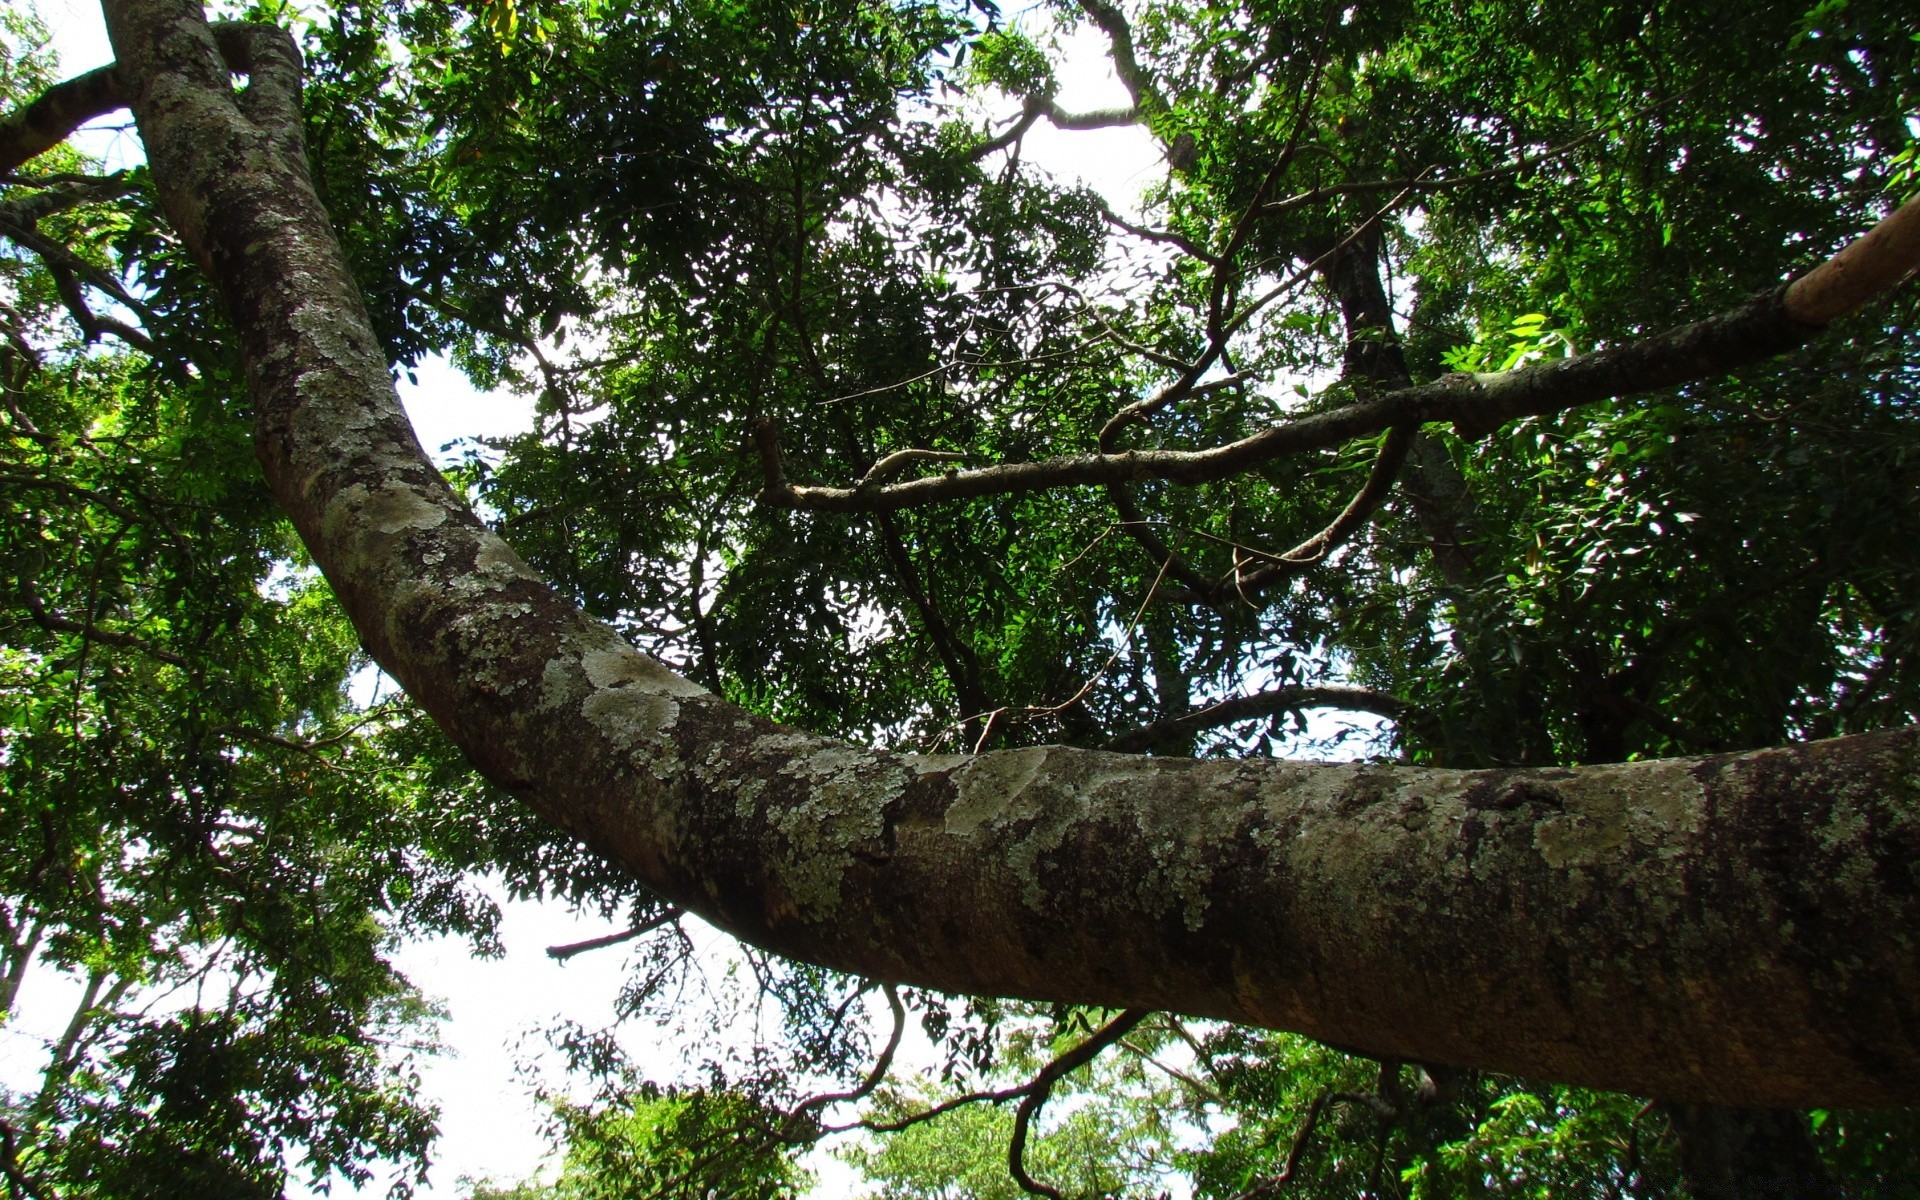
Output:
[
  {"xmin": 399, "ymin": 353, "xmax": 538, "ymax": 465},
  {"xmin": 1015, "ymin": 20, "xmax": 1164, "ymax": 210}
]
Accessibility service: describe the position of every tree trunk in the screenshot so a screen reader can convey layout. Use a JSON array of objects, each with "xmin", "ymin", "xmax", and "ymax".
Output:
[
  {"xmin": 84, "ymin": 0, "xmax": 1920, "ymax": 1108},
  {"xmin": 1666, "ymin": 1105, "xmax": 1845, "ymax": 1199}
]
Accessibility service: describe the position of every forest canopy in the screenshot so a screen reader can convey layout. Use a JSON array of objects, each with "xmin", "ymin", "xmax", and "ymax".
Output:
[{"xmin": 2, "ymin": 0, "xmax": 1919, "ymax": 1195}]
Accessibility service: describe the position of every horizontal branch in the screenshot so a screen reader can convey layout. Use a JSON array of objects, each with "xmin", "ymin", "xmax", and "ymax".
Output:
[
  {"xmin": 1102, "ymin": 685, "xmax": 1409, "ymax": 753},
  {"xmin": 762, "ymin": 196, "xmax": 1919, "ymax": 512},
  {"xmin": 544, "ymin": 907, "xmax": 683, "ymax": 961}
]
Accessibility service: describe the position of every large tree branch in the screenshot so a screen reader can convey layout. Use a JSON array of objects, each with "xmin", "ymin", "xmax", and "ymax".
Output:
[
  {"xmin": 83, "ymin": 0, "xmax": 1920, "ymax": 1107},
  {"xmin": 0, "ymin": 66, "xmax": 123, "ymax": 177}
]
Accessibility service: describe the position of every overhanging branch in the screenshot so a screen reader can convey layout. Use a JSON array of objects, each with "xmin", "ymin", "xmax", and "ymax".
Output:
[
  {"xmin": 756, "ymin": 224, "xmax": 1919, "ymax": 511},
  {"xmin": 83, "ymin": 0, "xmax": 1920, "ymax": 1109}
]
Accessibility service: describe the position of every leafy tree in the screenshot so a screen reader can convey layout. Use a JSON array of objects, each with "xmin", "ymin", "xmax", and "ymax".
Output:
[{"xmin": 4, "ymin": 0, "xmax": 1920, "ymax": 1195}]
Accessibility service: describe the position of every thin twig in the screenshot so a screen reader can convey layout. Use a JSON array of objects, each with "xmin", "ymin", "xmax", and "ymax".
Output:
[
  {"xmin": 545, "ymin": 907, "xmax": 683, "ymax": 962},
  {"xmin": 1009, "ymin": 1008, "xmax": 1151, "ymax": 1199},
  {"xmin": 1102, "ymin": 684, "xmax": 1409, "ymax": 753}
]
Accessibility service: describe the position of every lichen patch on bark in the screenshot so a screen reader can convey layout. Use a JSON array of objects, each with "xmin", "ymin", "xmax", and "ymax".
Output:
[
  {"xmin": 1534, "ymin": 757, "xmax": 1706, "ymax": 870},
  {"xmin": 945, "ymin": 745, "xmax": 1051, "ymax": 832}
]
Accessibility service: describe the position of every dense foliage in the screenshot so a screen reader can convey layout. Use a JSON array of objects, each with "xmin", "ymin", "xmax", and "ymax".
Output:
[{"xmin": 4, "ymin": 0, "xmax": 1920, "ymax": 1194}]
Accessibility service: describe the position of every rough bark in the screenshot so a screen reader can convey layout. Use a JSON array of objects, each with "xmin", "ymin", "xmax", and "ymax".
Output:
[{"xmin": 69, "ymin": 0, "xmax": 1920, "ymax": 1107}]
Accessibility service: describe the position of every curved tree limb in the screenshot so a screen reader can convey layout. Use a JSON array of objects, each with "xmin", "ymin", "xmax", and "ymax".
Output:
[
  {"xmin": 76, "ymin": 0, "xmax": 1920, "ymax": 1107},
  {"xmin": 781, "ymin": 982, "xmax": 906, "ymax": 1139},
  {"xmin": 968, "ymin": 94, "xmax": 1144, "ymax": 162},
  {"xmin": 1074, "ymin": 0, "xmax": 1162, "ymax": 117},
  {"xmin": 1008, "ymin": 1008, "xmax": 1149, "ymax": 1198},
  {"xmin": 1227, "ymin": 423, "xmax": 1414, "ymax": 597},
  {"xmin": 0, "ymin": 65, "xmax": 123, "ymax": 177}
]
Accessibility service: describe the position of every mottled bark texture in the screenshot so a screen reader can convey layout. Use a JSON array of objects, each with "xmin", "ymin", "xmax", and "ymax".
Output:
[{"xmin": 78, "ymin": 0, "xmax": 1920, "ymax": 1106}]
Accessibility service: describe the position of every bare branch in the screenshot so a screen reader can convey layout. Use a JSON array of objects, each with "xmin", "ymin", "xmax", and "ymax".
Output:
[
  {"xmin": 1008, "ymin": 1008, "xmax": 1150, "ymax": 1199},
  {"xmin": 545, "ymin": 907, "xmax": 683, "ymax": 961},
  {"xmin": 1102, "ymin": 685, "xmax": 1409, "ymax": 753},
  {"xmin": 17, "ymin": 577, "xmax": 189, "ymax": 667},
  {"xmin": 0, "ymin": 66, "xmax": 125, "ymax": 177},
  {"xmin": 760, "ymin": 266, "xmax": 1863, "ymax": 513}
]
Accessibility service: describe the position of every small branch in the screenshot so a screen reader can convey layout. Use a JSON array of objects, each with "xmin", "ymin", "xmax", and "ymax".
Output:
[
  {"xmin": 760, "ymin": 265, "xmax": 1860, "ymax": 513},
  {"xmin": 1098, "ymin": 199, "xmax": 1219, "ymax": 264},
  {"xmin": 1116, "ymin": 1037, "xmax": 1224, "ymax": 1103},
  {"xmin": 783, "ymin": 983, "xmax": 906, "ymax": 1137},
  {"xmin": 42, "ymin": 255, "xmax": 153, "ymax": 352},
  {"xmin": 18, "ymin": 577, "xmax": 189, "ymax": 667},
  {"xmin": 1229, "ymin": 424, "xmax": 1413, "ymax": 594},
  {"xmin": 1008, "ymin": 1008, "xmax": 1150, "ymax": 1199},
  {"xmin": 857, "ymin": 448, "xmax": 969, "ymax": 490},
  {"xmin": 213, "ymin": 716, "xmax": 379, "ymax": 755},
  {"xmin": 1205, "ymin": 11, "xmax": 1340, "ymax": 343},
  {"xmin": 545, "ymin": 907, "xmax": 683, "ymax": 961},
  {"xmin": 1032, "ymin": 556, "xmax": 1173, "ymax": 719},
  {"xmin": 1226, "ymin": 1090, "xmax": 1333, "ymax": 1200},
  {"xmin": 1102, "ymin": 685, "xmax": 1409, "ymax": 753},
  {"xmin": 0, "ymin": 65, "xmax": 125, "ymax": 178}
]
